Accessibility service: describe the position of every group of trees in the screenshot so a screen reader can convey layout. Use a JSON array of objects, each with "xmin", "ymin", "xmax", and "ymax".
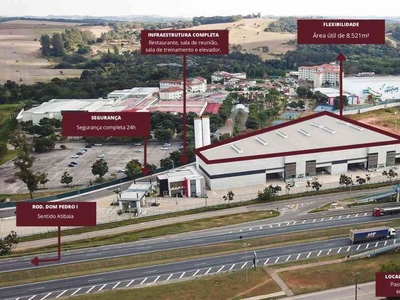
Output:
[
  {"xmin": 19, "ymin": 118, "xmax": 61, "ymax": 153},
  {"xmin": 265, "ymin": 17, "xmax": 298, "ymax": 33},
  {"xmin": 0, "ymin": 231, "xmax": 18, "ymax": 256},
  {"xmin": 40, "ymin": 28, "xmax": 96, "ymax": 57}
]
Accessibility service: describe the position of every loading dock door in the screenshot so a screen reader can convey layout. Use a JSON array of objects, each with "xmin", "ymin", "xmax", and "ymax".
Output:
[
  {"xmin": 285, "ymin": 163, "xmax": 296, "ymax": 179},
  {"xmin": 367, "ymin": 153, "xmax": 378, "ymax": 169},
  {"xmin": 305, "ymin": 160, "xmax": 316, "ymax": 177},
  {"xmin": 386, "ymin": 151, "xmax": 396, "ymax": 167}
]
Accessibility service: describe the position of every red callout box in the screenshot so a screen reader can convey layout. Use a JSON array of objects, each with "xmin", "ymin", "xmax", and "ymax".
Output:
[
  {"xmin": 16, "ymin": 202, "xmax": 97, "ymax": 227},
  {"xmin": 297, "ymin": 19, "xmax": 385, "ymax": 44},
  {"xmin": 141, "ymin": 30, "xmax": 229, "ymax": 55},
  {"xmin": 376, "ymin": 272, "xmax": 400, "ymax": 297},
  {"xmin": 61, "ymin": 111, "xmax": 150, "ymax": 137}
]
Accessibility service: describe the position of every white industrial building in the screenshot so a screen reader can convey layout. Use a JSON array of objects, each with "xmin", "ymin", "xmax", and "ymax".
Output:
[
  {"xmin": 194, "ymin": 111, "xmax": 400, "ymax": 190},
  {"xmin": 343, "ymin": 76, "xmax": 400, "ymax": 101},
  {"xmin": 118, "ymin": 182, "xmax": 153, "ymax": 215}
]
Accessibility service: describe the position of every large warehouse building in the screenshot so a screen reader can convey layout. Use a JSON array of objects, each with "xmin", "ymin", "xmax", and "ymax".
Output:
[
  {"xmin": 194, "ymin": 111, "xmax": 400, "ymax": 190},
  {"xmin": 343, "ymin": 76, "xmax": 400, "ymax": 101}
]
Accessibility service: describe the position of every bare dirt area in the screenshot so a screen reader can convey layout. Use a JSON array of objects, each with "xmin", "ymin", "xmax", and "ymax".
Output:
[
  {"xmin": 0, "ymin": 21, "xmax": 111, "ymax": 84},
  {"xmin": 181, "ymin": 18, "xmax": 296, "ymax": 60},
  {"xmin": 347, "ymin": 107, "xmax": 400, "ymax": 135}
]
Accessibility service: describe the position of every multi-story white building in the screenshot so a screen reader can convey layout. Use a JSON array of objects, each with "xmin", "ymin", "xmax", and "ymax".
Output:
[
  {"xmin": 299, "ymin": 63, "xmax": 342, "ymax": 88},
  {"xmin": 159, "ymin": 77, "xmax": 207, "ymax": 95},
  {"xmin": 159, "ymin": 86, "xmax": 184, "ymax": 100},
  {"xmin": 211, "ymin": 71, "xmax": 247, "ymax": 83}
]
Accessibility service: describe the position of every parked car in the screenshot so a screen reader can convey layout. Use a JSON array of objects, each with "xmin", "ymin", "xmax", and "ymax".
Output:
[
  {"xmin": 161, "ymin": 147, "xmax": 170, "ymax": 150},
  {"xmin": 94, "ymin": 144, "xmax": 103, "ymax": 146},
  {"xmin": 163, "ymin": 143, "xmax": 171, "ymax": 147},
  {"xmin": 117, "ymin": 169, "xmax": 125, "ymax": 173},
  {"xmin": 133, "ymin": 143, "xmax": 142, "ymax": 146},
  {"xmin": 80, "ymin": 149, "xmax": 87, "ymax": 153},
  {"xmin": 179, "ymin": 145, "xmax": 184, "ymax": 150},
  {"xmin": 134, "ymin": 149, "xmax": 142, "ymax": 153},
  {"xmin": 98, "ymin": 154, "xmax": 105, "ymax": 158},
  {"xmin": 68, "ymin": 164, "xmax": 75, "ymax": 167},
  {"xmin": 85, "ymin": 145, "xmax": 92, "ymax": 148},
  {"xmin": 76, "ymin": 152, "xmax": 83, "ymax": 156},
  {"xmin": 71, "ymin": 155, "xmax": 79, "ymax": 158},
  {"xmin": 70, "ymin": 161, "xmax": 78, "ymax": 165}
]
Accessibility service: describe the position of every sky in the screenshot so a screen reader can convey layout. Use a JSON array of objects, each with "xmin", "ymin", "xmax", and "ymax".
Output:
[{"xmin": 2, "ymin": 0, "xmax": 400, "ymax": 18}]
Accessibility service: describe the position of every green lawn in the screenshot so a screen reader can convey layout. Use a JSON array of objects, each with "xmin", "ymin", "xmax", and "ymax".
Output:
[{"xmin": 0, "ymin": 150, "xmax": 17, "ymax": 166}]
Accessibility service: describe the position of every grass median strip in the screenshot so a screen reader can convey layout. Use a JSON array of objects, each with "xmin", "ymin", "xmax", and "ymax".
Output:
[{"xmin": 1, "ymin": 219, "xmax": 399, "ymax": 287}]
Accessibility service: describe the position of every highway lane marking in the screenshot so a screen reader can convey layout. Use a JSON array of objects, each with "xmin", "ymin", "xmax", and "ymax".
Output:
[
  {"xmin": 329, "ymin": 217, "xmax": 333, "ymax": 220},
  {"xmin": 40, "ymin": 293, "xmax": 52, "ymax": 300},
  {"xmin": 307, "ymin": 252, "xmax": 312, "ymax": 258},
  {"xmin": 293, "ymin": 221, "xmax": 297, "ymax": 225},
  {"xmin": 346, "ymin": 215, "xmax": 350, "ymax": 218},
  {"xmin": 193, "ymin": 270, "xmax": 200, "ymax": 276},
  {"xmin": 355, "ymin": 214, "xmax": 359, "ymax": 217},
  {"xmin": 71, "ymin": 288, "xmax": 82, "ymax": 296},
  {"xmin": 302, "ymin": 220, "xmax": 306, "ymax": 224},
  {"xmin": 317, "ymin": 251, "xmax": 322, "ymax": 257},
  {"xmin": 153, "ymin": 276, "xmax": 160, "ymax": 283},
  {"xmin": 364, "ymin": 213, "xmax": 368, "ymax": 216},
  {"xmin": 166, "ymin": 274, "xmax": 173, "ymax": 281},
  {"xmin": 313, "ymin": 219, "xmax": 316, "ymax": 223},
  {"xmin": 337, "ymin": 247, "xmax": 342, "ymax": 254},
  {"xmin": 229, "ymin": 264, "xmax": 236, "ymax": 271},
  {"xmin": 217, "ymin": 266, "xmax": 225, "ymax": 273},
  {"xmin": 86, "ymin": 286, "xmax": 96, "ymax": 293},
  {"xmin": 278, "ymin": 224, "xmax": 281, "ymax": 227},
  {"xmin": 259, "ymin": 226, "xmax": 262, "ymax": 229},
  {"xmin": 143, "ymin": 270, "xmax": 158, "ymax": 274},
  {"xmin": 296, "ymin": 254, "xmax": 301, "ymax": 260},
  {"xmin": 98, "ymin": 284, "xmax": 107, "ymax": 291},
  {"xmin": 327, "ymin": 249, "xmax": 332, "ymax": 255},
  {"xmin": 339, "ymin": 216, "xmax": 342, "ymax": 219},
  {"xmin": 384, "ymin": 241, "xmax": 388, "ymax": 246},
  {"xmin": 286, "ymin": 255, "xmax": 291, "ymax": 262},
  {"xmin": 365, "ymin": 244, "xmax": 369, "ymax": 249},
  {"xmin": 140, "ymin": 278, "xmax": 148, "ymax": 285},
  {"xmin": 275, "ymin": 257, "xmax": 280, "ymax": 263},
  {"xmin": 126, "ymin": 280, "xmax": 135, "ymax": 287},
  {"xmin": 356, "ymin": 245, "xmax": 361, "ymax": 250},
  {"xmin": 241, "ymin": 262, "xmax": 247, "ymax": 269},
  {"xmin": 113, "ymin": 282, "xmax": 120, "ymax": 289},
  {"xmin": 28, "ymin": 296, "xmax": 37, "ymax": 300},
  {"xmin": 375, "ymin": 242, "xmax": 379, "ymax": 247},
  {"xmin": 205, "ymin": 268, "xmax": 212, "ymax": 275},
  {"xmin": 194, "ymin": 263, "xmax": 207, "ymax": 267},
  {"xmin": 264, "ymin": 259, "xmax": 270, "ymax": 265},
  {"xmin": 347, "ymin": 246, "xmax": 351, "ymax": 252},
  {"xmin": 179, "ymin": 272, "xmax": 186, "ymax": 279},
  {"xmin": 249, "ymin": 228, "xmax": 252, "ymax": 231},
  {"xmin": 55, "ymin": 291, "xmax": 67, "ymax": 298},
  {"xmin": 321, "ymin": 218, "xmax": 324, "ymax": 221}
]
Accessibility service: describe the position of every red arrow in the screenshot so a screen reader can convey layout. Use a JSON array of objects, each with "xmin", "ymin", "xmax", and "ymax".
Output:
[
  {"xmin": 180, "ymin": 54, "xmax": 189, "ymax": 165},
  {"xmin": 31, "ymin": 226, "xmax": 61, "ymax": 266},
  {"xmin": 336, "ymin": 52, "xmax": 347, "ymax": 116},
  {"xmin": 141, "ymin": 137, "xmax": 149, "ymax": 175}
]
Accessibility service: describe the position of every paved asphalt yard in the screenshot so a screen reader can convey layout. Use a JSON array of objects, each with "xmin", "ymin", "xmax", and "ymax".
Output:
[
  {"xmin": 0, "ymin": 238, "xmax": 397, "ymax": 300},
  {"xmin": 0, "ymin": 142, "xmax": 180, "ymax": 194}
]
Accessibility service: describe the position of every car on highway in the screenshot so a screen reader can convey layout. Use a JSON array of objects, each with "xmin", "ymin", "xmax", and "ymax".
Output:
[
  {"xmin": 98, "ymin": 154, "xmax": 105, "ymax": 158},
  {"xmin": 134, "ymin": 149, "xmax": 143, "ymax": 153},
  {"xmin": 161, "ymin": 147, "xmax": 170, "ymax": 150},
  {"xmin": 71, "ymin": 155, "xmax": 79, "ymax": 158}
]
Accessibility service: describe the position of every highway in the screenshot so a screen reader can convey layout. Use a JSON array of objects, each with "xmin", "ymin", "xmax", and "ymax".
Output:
[
  {"xmin": 0, "ymin": 209, "xmax": 398, "ymax": 273},
  {"xmin": 0, "ymin": 237, "xmax": 397, "ymax": 300}
]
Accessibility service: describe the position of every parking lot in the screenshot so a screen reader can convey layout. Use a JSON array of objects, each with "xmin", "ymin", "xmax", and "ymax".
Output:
[{"xmin": 0, "ymin": 142, "xmax": 180, "ymax": 194}]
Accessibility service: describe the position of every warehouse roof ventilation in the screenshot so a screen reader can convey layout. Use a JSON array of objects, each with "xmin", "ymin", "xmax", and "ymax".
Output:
[
  {"xmin": 298, "ymin": 129, "xmax": 311, "ymax": 137},
  {"xmin": 276, "ymin": 131, "xmax": 288, "ymax": 139},
  {"xmin": 336, "ymin": 120, "xmax": 364, "ymax": 131},
  {"xmin": 255, "ymin": 136, "xmax": 268, "ymax": 146},
  {"xmin": 310, "ymin": 122, "xmax": 322, "ymax": 128},
  {"xmin": 321, "ymin": 126, "xmax": 336, "ymax": 134},
  {"xmin": 231, "ymin": 144, "xmax": 243, "ymax": 154}
]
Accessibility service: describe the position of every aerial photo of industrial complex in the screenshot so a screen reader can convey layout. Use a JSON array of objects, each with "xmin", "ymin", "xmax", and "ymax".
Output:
[{"xmin": 0, "ymin": 0, "xmax": 400, "ymax": 300}]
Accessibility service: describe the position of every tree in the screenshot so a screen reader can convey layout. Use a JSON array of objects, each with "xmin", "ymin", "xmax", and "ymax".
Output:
[
  {"xmin": 257, "ymin": 185, "xmax": 282, "ymax": 201},
  {"xmin": 51, "ymin": 33, "xmax": 65, "ymax": 56},
  {"xmin": 285, "ymin": 180, "xmax": 295, "ymax": 194},
  {"xmin": 160, "ymin": 157, "xmax": 173, "ymax": 169},
  {"xmin": 356, "ymin": 176, "xmax": 366, "ymax": 185},
  {"xmin": 60, "ymin": 171, "xmax": 73, "ymax": 186},
  {"xmin": 383, "ymin": 169, "xmax": 398, "ymax": 182},
  {"xmin": 381, "ymin": 261, "xmax": 400, "ymax": 272},
  {"xmin": 125, "ymin": 159, "xmax": 142, "ymax": 179},
  {"xmin": 33, "ymin": 137, "xmax": 55, "ymax": 153},
  {"xmin": 15, "ymin": 169, "xmax": 38, "ymax": 199},
  {"xmin": 92, "ymin": 159, "xmax": 109, "ymax": 178},
  {"xmin": 0, "ymin": 142, "xmax": 7, "ymax": 157},
  {"xmin": 223, "ymin": 190, "xmax": 235, "ymax": 206},
  {"xmin": 339, "ymin": 174, "xmax": 353, "ymax": 187},
  {"xmin": 112, "ymin": 187, "xmax": 121, "ymax": 203},
  {"xmin": 333, "ymin": 96, "xmax": 349, "ymax": 110},
  {"xmin": 146, "ymin": 163, "xmax": 157, "ymax": 174},
  {"xmin": 154, "ymin": 128, "xmax": 174, "ymax": 141},
  {"xmin": 36, "ymin": 172, "xmax": 49, "ymax": 188},
  {"xmin": 311, "ymin": 180, "xmax": 322, "ymax": 192},
  {"xmin": 40, "ymin": 34, "xmax": 51, "ymax": 56},
  {"xmin": 296, "ymin": 86, "xmax": 308, "ymax": 97},
  {"xmin": 0, "ymin": 231, "xmax": 18, "ymax": 256},
  {"xmin": 34, "ymin": 124, "xmax": 54, "ymax": 137}
]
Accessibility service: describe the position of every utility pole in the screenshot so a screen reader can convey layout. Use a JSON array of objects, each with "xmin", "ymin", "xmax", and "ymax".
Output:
[
  {"xmin": 354, "ymin": 272, "xmax": 360, "ymax": 300},
  {"xmin": 243, "ymin": 242, "xmax": 250, "ymax": 283}
]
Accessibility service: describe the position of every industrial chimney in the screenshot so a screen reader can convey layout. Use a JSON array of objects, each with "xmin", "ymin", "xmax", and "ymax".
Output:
[
  {"xmin": 201, "ymin": 116, "xmax": 211, "ymax": 147},
  {"xmin": 194, "ymin": 118, "xmax": 203, "ymax": 149}
]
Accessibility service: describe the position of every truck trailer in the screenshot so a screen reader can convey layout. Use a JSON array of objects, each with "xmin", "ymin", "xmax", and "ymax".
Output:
[
  {"xmin": 373, "ymin": 206, "xmax": 400, "ymax": 216},
  {"xmin": 349, "ymin": 227, "xmax": 396, "ymax": 244}
]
